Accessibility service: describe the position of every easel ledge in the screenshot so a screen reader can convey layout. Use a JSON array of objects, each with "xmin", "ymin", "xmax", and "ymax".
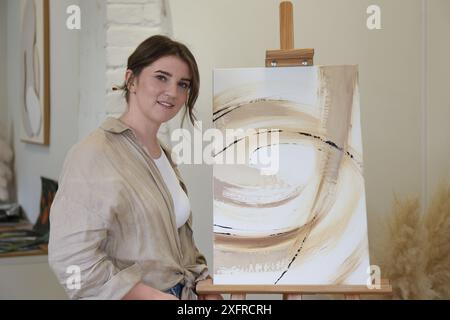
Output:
[{"xmin": 196, "ymin": 279, "xmax": 393, "ymax": 300}]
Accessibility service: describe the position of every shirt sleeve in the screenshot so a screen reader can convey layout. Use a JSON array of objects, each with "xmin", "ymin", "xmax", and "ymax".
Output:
[
  {"xmin": 48, "ymin": 194, "xmax": 142, "ymax": 300},
  {"xmin": 48, "ymin": 142, "xmax": 142, "ymax": 300}
]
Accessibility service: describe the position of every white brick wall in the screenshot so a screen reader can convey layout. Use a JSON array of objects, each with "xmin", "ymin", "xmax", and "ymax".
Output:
[
  {"xmin": 105, "ymin": 0, "xmax": 169, "ymax": 93},
  {"xmin": 79, "ymin": 0, "xmax": 172, "ymax": 142},
  {"xmin": 106, "ymin": 47, "xmax": 135, "ymax": 68},
  {"xmin": 103, "ymin": 0, "xmax": 172, "ymax": 144}
]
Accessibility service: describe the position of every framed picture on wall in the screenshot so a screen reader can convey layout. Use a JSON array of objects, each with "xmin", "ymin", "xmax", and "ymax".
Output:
[{"xmin": 20, "ymin": 0, "xmax": 50, "ymax": 145}]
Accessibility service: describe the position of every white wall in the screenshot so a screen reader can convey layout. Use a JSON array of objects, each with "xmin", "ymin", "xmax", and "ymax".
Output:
[
  {"xmin": 169, "ymin": 0, "xmax": 450, "ymax": 279},
  {"xmin": 0, "ymin": 255, "xmax": 66, "ymax": 299},
  {"xmin": 7, "ymin": 0, "xmax": 80, "ymax": 223},
  {"xmin": 427, "ymin": 0, "xmax": 450, "ymax": 204},
  {"xmin": 0, "ymin": 0, "xmax": 8, "ymax": 140},
  {"xmin": 77, "ymin": 0, "xmax": 107, "ymax": 140}
]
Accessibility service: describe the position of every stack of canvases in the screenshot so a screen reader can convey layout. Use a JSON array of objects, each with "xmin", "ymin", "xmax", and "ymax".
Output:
[
  {"xmin": 0, "ymin": 137, "xmax": 13, "ymax": 202},
  {"xmin": 377, "ymin": 185, "xmax": 450, "ymax": 299}
]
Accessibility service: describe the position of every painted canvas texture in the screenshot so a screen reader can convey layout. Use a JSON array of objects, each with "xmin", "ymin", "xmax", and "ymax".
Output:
[{"xmin": 213, "ymin": 66, "xmax": 370, "ymax": 285}]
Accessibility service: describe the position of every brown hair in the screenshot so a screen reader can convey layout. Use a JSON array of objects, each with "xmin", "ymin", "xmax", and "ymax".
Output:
[{"xmin": 117, "ymin": 35, "xmax": 199, "ymax": 126}]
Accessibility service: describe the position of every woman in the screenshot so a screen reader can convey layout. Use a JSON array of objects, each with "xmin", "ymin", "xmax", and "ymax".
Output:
[{"xmin": 49, "ymin": 35, "xmax": 221, "ymax": 300}]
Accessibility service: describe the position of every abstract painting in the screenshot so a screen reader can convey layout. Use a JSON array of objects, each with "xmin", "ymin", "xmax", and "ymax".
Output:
[
  {"xmin": 213, "ymin": 66, "xmax": 370, "ymax": 285},
  {"xmin": 20, "ymin": 0, "xmax": 50, "ymax": 145}
]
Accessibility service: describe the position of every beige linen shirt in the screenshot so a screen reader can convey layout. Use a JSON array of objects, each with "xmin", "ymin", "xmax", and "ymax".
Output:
[{"xmin": 48, "ymin": 117, "xmax": 209, "ymax": 300}]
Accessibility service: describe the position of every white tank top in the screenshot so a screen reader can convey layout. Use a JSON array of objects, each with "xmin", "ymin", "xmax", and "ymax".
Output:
[{"xmin": 152, "ymin": 147, "xmax": 191, "ymax": 228}]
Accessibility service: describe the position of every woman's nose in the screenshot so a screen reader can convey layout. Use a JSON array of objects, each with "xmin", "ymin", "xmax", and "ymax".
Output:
[{"xmin": 165, "ymin": 81, "xmax": 178, "ymax": 97}]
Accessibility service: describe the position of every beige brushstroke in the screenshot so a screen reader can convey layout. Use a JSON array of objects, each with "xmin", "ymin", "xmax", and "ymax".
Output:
[
  {"xmin": 214, "ymin": 178, "xmax": 304, "ymax": 208},
  {"xmin": 214, "ymin": 100, "xmax": 321, "ymax": 135},
  {"xmin": 215, "ymin": 222, "xmax": 311, "ymax": 252},
  {"xmin": 215, "ymin": 249, "xmax": 291, "ymax": 274},
  {"xmin": 214, "ymin": 132, "xmax": 322, "ymax": 209},
  {"xmin": 213, "ymin": 83, "xmax": 263, "ymax": 113},
  {"xmin": 286, "ymin": 158, "xmax": 364, "ymax": 264},
  {"xmin": 214, "ymin": 158, "xmax": 364, "ymax": 280},
  {"xmin": 213, "ymin": 136, "xmax": 324, "ymax": 237},
  {"xmin": 214, "ymin": 136, "xmax": 361, "ymax": 241},
  {"xmin": 330, "ymin": 239, "xmax": 367, "ymax": 285},
  {"xmin": 269, "ymin": 66, "xmax": 357, "ymax": 283}
]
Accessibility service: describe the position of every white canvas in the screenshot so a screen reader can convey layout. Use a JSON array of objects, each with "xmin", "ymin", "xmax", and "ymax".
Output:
[{"xmin": 213, "ymin": 66, "xmax": 370, "ymax": 285}]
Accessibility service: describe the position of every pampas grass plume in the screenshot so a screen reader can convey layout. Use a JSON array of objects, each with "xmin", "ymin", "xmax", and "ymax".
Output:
[
  {"xmin": 380, "ymin": 197, "xmax": 434, "ymax": 299},
  {"xmin": 425, "ymin": 185, "xmax": 450, "ymax": 299}
]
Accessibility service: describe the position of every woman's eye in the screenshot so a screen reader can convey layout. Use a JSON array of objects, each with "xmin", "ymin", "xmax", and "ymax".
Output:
[
  {"xmin": 156, "ymin": 75, "xmax": 167, "ymax": 81},
  {"xmin": 179, "ymin": 82, "xmax": 190, "ymax": 90}
]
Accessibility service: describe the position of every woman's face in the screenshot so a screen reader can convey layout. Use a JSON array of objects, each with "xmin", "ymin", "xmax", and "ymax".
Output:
[{"xmin": 129, "ymin": 55, "xmax": 191, "ymax": 126}]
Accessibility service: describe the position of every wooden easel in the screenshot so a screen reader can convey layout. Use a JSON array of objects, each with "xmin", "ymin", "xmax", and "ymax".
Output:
[{"xmin": 197, "ymin": 1, "xmax": 393, "ymax": 300}]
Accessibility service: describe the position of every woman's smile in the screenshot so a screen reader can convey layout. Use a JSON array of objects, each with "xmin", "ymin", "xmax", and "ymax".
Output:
[{"xmin": 157, "ymin": 100, "xmax": 175, "ymax": 109}]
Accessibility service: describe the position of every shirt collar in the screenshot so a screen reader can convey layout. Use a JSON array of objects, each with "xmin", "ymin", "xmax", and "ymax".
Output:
[
  {"xmin": 100, "ymin": 117, "xmax": 132, "ymax": 134},
  {"xmin": 100, "ymin": 116, "xmax": 179, "ymax": 172}
]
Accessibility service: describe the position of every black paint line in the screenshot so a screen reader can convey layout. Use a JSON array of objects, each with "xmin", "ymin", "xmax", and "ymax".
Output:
[
  {"xmin": 325, "ymin": 140, "xmax": 343, "ymax": 151},
  {"xmin": 215, "ymin": 232, "xmax": 232, "ymax": 236},
  {"xmin": 213, "ymin": 129, "xmax": 355, "ymax": 159},
  {"xmin": 213, "ymin": 98, "xmax": 285, "ymax": 122},
  {"xmin": 274, "ymin": 216, "xmax": 317, "ymax": 284},
  {"xmin": 214, "ymin": 224, "xmax": 233, "ymax": 229},
  {"xmin": 213, "ymin": 129, "xmax": 283, "ymax": 157},
  {"xmin": 213, "ymin": 98, "xmax": 277, "ymax": 116}
]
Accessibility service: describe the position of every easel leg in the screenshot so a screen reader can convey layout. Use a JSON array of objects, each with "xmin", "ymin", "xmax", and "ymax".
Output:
[
  {"xmin": 283, "ymin": 294, "xmax": 303, "ymax": 300},
  {"xmin": 230, "ymin": 293, "xmax": 247, "ymax": 300},
  {"xmin": 345, "ymin": 294, "xmax": 360, "ymax": 300}
]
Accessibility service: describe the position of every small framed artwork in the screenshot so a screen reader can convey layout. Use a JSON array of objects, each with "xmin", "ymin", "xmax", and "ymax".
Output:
[{"xmin": 20, "ymin": 0, "xmax": 50, "ymax": 145}]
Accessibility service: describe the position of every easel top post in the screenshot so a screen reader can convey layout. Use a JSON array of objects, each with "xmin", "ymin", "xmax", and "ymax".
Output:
[
  {"xmin": 266, "ymin": 1, "xmax": 314, "ymax": 67},
  {"xmin": 280, "ymin": 1, "xmax": 294, "ymax": 50}
]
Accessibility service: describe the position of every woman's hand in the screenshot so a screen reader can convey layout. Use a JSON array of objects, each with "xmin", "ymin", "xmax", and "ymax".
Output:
[
  {"xmin": 159, "ymin": 292, "xmax": 180, "ymax": 300},
  {"xmin": 123, "ymin": 283, "xmax": 179, "ymax": 300}
]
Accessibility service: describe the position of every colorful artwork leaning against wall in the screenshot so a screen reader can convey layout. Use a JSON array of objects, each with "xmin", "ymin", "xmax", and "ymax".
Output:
[{"xmin": 213, "ymin": 66, "xmax": 370, "ymax": 285}]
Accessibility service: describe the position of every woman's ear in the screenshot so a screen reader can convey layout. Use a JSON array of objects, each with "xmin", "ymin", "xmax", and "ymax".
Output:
[{"xmin": 125, "ymin": 70, "xmax": 136, "ymax": 92}]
